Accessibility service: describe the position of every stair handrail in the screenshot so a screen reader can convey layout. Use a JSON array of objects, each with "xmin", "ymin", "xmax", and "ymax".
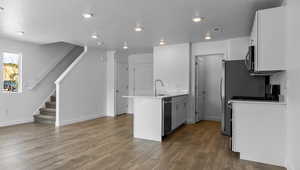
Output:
[
  {"xmin": 55, "ymin": 46, "xmax": 88, "ymax": 85},
  {"xmin": 25, "ymin": 46, "xmax": 78, "ymax": 90}
]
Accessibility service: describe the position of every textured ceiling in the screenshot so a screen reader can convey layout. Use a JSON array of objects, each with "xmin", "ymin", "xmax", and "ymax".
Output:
[{"xmin": 0, "ymin": 0, "xmax": 282, "ymax": 52}]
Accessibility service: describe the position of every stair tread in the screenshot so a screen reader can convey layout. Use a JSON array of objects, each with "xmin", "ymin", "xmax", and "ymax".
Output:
[
  {"xmin": 34, "ymin": 114, "xmax": 56, "ymax": 120},
  {"xmin": 40, "ymin": 108, "xmax": 56, "ymax": 112},
  {"xmin": 46, "ymin": 101, "xmax": 56, "ymax": 104}
]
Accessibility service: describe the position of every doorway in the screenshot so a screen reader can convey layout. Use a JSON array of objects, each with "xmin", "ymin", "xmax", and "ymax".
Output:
[
  {"xmin": 116, "ymin": 56, "xmax": 129, "ymax": 115},
  {"xmin": 195, "ymin": 54, "xmax": 223, "ymax": 122}
]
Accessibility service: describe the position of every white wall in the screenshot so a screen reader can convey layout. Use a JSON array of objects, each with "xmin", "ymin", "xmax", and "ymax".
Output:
[
  {"xmin": 228, "ymin": 37, "xmax": 250, "ymax": 60},
  {"xmin": 286, "ymin": 0, "xmax": 300, "ymax": 169},
  {"xmin": 128, "ymin": 53, "xmax": 153, "ymax": 113},
  {"xmin": 154, "ymin": 43, "xmax": 190, "ymax": 93},
  {"xmin": 270, "ymin": 72, "xmax": 287, "ymax": 101},
  {"xmin": 57, "ymin": 47, "xmax": 106, "ymax": 126},
  {"xmin": 0, "ymin": 37, "xmax": 74, "ymax": 126}
]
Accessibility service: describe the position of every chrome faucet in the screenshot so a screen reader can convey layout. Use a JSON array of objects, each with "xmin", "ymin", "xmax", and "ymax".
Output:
[{"xmin": 154, "ymin": 79, "xmax": 164, "ymax": 96}]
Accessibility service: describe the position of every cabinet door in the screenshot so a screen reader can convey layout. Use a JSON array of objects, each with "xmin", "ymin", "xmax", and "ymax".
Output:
[
  {"xmin": 257, "ymin": 7, "xmax": 285, "ymax": 71},
  {"xmin": 176, "ymin": 102, "xmax": 181, "ymax": 128},
  {"xmin": 172, "ymin": 96, "xmax": 187, "ymax": 130},
  {"xmin": 177, "ymin": 96, "xmax": 186, "ymax": 127},
  {"xmin": 171, "ymin": 97, "xmax": 179, "ymax": 130},
  {"xmin": 180, "ymin": 97, "xmax": 187, "ymax": 125},
  {"xmin": 231, "ymin": 106, "xmax": 237, "ymax": 152},
  {"xmin": 178, "ymin": 97, "xmax": 187, "ymax": 126},
  {"xmin": 251, "ymin": 12, "xmax": 259, "ymax": 72}
]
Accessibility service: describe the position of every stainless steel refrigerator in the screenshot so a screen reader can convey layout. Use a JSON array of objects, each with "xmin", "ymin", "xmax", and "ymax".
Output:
[{"xmin": 221, "ymin": 60, "xmax": 266, "ymax": 136}]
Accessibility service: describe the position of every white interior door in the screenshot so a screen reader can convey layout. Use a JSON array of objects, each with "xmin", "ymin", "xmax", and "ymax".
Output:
[
  {"xmin": 133, "ymin": 63, "xmax": 153, "ymax": 95},
  {"xmin": 195, "ymin": 57, "xmax": 205, "ymax": 122},
  {"xmin": 116, "ymin": 61, "xmax": 129, "ymax": 115},
  {"xmin": 202, "ymin": 55, "xmax": 223, "ymax": 121}
]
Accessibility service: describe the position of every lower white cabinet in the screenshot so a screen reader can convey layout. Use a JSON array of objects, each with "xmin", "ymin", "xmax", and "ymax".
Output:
[
  {"xmin": 231, "ymin": 101, "xmax": 286, "ymax": 166},
  {"xmin": 172, "ymin": 96, "xmax": 188, "ymax": 130}
]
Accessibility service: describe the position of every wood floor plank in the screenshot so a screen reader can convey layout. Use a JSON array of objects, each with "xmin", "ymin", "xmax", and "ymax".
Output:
[{"xmin": 0, "ymin": 114, "xmax": 286, "ymax": 170}]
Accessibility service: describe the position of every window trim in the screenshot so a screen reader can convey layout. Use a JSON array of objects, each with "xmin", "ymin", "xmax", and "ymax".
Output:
[{"xmin": 1, "ymin": 52, "xmax": 23, "ymax": 94}]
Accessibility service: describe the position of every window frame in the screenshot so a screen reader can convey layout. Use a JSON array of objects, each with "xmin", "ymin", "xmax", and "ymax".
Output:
[{"xmin": 1, "ymin": 52, "xmax": 23, "ymax": 94}]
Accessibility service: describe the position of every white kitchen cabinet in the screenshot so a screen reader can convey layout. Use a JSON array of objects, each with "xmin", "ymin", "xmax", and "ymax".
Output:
[
  {"xmin": 231, "ymin": 100, "xmax": 286, "ymax": 166},
  {"xmin": 171, "ymin": 95, "xmax": 187, "ymax": 130},
  {"xmin": 250, "ymin": 7, "xmax": 285, "ymax": 72},
  {"xmin": 179, "ymin": 96, "xmax": 188, "ymax": 125}
]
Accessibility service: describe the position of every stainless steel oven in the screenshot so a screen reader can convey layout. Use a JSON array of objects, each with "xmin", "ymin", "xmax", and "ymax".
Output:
[{"xmin": 245, "ymin": 46, "xmax": 255, "ymax": 72}]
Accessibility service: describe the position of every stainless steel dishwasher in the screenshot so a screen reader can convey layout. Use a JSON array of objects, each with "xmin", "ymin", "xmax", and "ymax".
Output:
[{"xmin": 163, "ymin": 97, "xmax": 172, "ymax": 136}]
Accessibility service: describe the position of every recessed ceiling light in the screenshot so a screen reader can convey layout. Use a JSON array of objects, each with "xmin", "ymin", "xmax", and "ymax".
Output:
[
  {"xmin": 82, "ymin": 13, "xmax": 94, "ymax": 19},
  {"xmin": 97, "ymin": 42, "xmax": 103, "ymax": 46},
  {"xmin": 192, "ymin": 17, "xmax": 203, "ymax": 23},
  {"xmin": 159, "ymin": 39, "xmax": 166, "ymax": 45},
  {"xmin": 123, "ymin": 42, "xmax": 128, "ymax": 50},
  {"xmin": 17, "ymin": 31, "xmax": 24, "ymax": 36},
  {"xmin": 91, "ymin": 34, "xmax": 99, "ymax": 39},
  {"xmin": 205, "ymin": 32, "xmax": 212, "ymax": 40},
  {"xmin": 134, "ymin": 23, "xmax": 143, "ymax": 32}
]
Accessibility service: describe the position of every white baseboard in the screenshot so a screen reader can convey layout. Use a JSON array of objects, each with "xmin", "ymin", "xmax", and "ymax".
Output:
[
  {"xmin": 57, "ymin": 113, "xmax": 105, "ymax": 127},
  {"xmin": 203, "ymin": 115, "xmax": 221, "ymax": 122},
  {"xmin": 0, "ymin": 117, "xmax": 33, "ymax": 127},
  {"xmin": 240, "ymin": 153, "xmax": 285, "ymax": 168},
  {"xmin": 105, "ymin": 114, "xmax": 116, "ymax": 117},
  {"xmin": 187, "ymin": 119, "xmax": 196, "ymax": 124}
]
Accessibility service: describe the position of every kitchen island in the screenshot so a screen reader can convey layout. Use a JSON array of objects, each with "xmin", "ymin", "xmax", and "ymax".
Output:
[{"xmin": 124, "ymin": 94, "xmax": 188, "ymax": 142}]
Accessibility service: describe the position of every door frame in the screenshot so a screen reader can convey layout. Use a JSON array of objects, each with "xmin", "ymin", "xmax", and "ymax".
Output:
[
  {"xmin": 194, "ymin": 56, "xmax": 204, "ymax": 123},
  {"xmin": 115, "ymin": 54, "xmax": 129, "ymax": 116},
  {"xmin": 193, "ymin": 53, "xmax": 224, "ymax": 123}
]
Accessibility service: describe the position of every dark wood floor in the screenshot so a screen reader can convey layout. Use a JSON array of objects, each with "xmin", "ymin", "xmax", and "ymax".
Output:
[{"xmin": 0, "ymin": 115, "xmax": 285, "ymax": 170}]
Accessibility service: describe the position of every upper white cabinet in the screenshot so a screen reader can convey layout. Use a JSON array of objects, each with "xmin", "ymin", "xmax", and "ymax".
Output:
[
  {"xmin": 153, "ymin": 43, "xmax": 190, "ymax": 92},
  {"xmin": 251, "ymin": 7, "xmax": 286, "ymax": 72}
]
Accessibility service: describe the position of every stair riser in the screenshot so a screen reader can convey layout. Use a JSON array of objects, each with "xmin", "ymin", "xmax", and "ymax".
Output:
[
  {"xmin": 34, "ymin": 117, "xmax": 55, "ymax": 124},
  {"xmin": 40, "ymin": 111, "xmax": 56, "ymax": 116},
  {"xmin": 46, "ymin": 103, "xmax": 56, "ymax": 109},
  {"xmin": 51, "ymin": 96, "xmax": 56, "ymax": 102}
]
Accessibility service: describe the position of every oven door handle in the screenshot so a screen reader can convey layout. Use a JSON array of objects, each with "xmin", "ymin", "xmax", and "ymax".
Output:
[{"xmin": 245, "ymin": 51, "xmax": 250, "ymax": 69}]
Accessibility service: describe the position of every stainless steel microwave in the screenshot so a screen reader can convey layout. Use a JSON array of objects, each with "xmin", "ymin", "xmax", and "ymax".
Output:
[{"xmin": 245, "ymin": 46, "xmax": 255, "ymax": 72}]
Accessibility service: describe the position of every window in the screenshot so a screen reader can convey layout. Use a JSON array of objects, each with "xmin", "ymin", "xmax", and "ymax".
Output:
[{"xmin": 2, "ymin": 52, "xmax": 22, "ymax": 93}]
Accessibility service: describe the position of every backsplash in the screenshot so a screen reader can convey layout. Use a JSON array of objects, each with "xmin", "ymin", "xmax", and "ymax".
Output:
[{"xmin": 270, "ymin": 71, "xmax": 287, "ymax": 102}]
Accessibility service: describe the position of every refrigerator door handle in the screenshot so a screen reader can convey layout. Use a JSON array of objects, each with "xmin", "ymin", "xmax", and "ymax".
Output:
[{"xmin": 220, "ymin": 77, "xmax": 223, "ymax": 102}]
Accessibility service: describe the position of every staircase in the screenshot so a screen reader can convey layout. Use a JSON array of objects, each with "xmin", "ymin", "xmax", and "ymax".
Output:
[{"xmin": 34, "ymin": 95, "xmax": 56, "ymax": 124}]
